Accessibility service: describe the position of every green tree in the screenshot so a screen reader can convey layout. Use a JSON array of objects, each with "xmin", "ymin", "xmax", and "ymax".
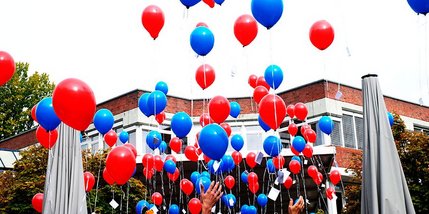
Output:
[
  {"xmin": 342, "ymin": 114, "xmax": 429, "ymax": 213},
  {"xmin": 0, "ymin": 145, "xmax": 147, "ymax": 213},
  {"xmin": 0, "ymin": 62, "xmax": 55, "ymax": 139}
]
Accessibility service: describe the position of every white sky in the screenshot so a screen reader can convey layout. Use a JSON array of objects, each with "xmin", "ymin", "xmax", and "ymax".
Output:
[{"xmin": 0, "ymin": 0, "xmax": 428, "ymax": 105}]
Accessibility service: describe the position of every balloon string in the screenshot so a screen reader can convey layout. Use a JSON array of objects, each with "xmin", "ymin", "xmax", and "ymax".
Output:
[
  {"xmin": 93, "ymin": 150, "xmax": 104, "ymax": 212},
  {"xmin": 424, "ymin": 18, "xmax": 429, "ymax": 96},
  {"xmin": 203, "ymin": 58, "xmax": 207, "ymax": 89},
  {"xmin": 268, "ymin": 29, "xmax": 273, "ymax": 65},
  {"xmin": 300, "ymin": 157, "xmax": 308, "ymax": 214},
  {"xmin": 126, "ymin": 182, "xmax": 129, "ymax": 214},
  {"xmin": 112, "ymin": 189, "xmax": 114, "ymax": 214}
]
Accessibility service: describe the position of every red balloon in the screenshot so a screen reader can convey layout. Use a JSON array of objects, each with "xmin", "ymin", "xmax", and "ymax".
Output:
[
  {"xmin": 52, "ymin": 78, "xmax": 96, "ymax": 131},
  {"xmin": 199, "ymin": 113, "xmax": 213, "ymax": 127},
  {"xmin": 83, "ymin": 171, "xmax": 95, "ymax": 192},
  {"xmin": 167, "ymin": 168, "xmax": 180, "ymax": 182},
  {"xmin": 232, "ymin": 151, "xmax": 242, "ymax": 165},
  {"xmin": 245, "ymin": 152, "xmax": 257, "ymax": 168},
  {"xmin": 36, "ymin": 126, "xmax": 58, "ymax": 149},
  {"xmin": 166, "ymin": 154, "xmax": 177, "ymax": 163},
  {"xmin": 273, "ymin": 155, "xmax": 285, "ymax": 169},
  {"xmin": 104, "ymin": 130, "xmax": 118, "ymax": 147},
  {"xmin": 195, "ymin": 64, "xmax": 216, "ymax": 90},
  {"xmin": 143, "ymin": 167, "xmax": 154, "ymax": 179},
  {"xmin": 224, "ymin": 175, "xmax": 235, "ymax": 190},
  {"xmin": 247, "ymin": 172, "xmax": 258, "ymax": 185},
  {"xmin": 300, "ymin": 124, "xmax": 311, "ymax": 135},
  {"xmin": 291, "ymin": 146, "xmax": 300, "ymax": 156},
  {"xmin": 304, "ymin": 129, "xmax": 316, "ymax": 143},
  {"xmin": 326, "ymin": 187, "xmax": 335, "ymax": 200},
  {"xmin": 141, "ymin": 5, "xmax": 165, "ymax": 40},
  {"xmin": 253, "ymin": 86, "xmax": 269, "ymax": 104},
  {"xmin": 142, "ymin": 153, "xmax": 154, "ymax": 169},
  {"xmin": 32, "ymin": 193, "xmax": 44, "ymax": 213},
  {"xmin": 155, "ymin": 111, "xmax": 166, "ymax": 124},
  {"xmin": 248, "ymin": 181, "xmax": 259, "ymax": 194},
  {"xmin": 103, "ymin": 168, "xmax": 115, "ymax": 185},
  {"xmin": 288, "ymin": 123, "xmax": 298, "ymax": 136},
  {"xmin": 154, "ymin": 155, "xmax": 164, "ymax": 172},
  {"xmin": 180, "ymin": 179, "xmax": 194, "ymax": 196},
  {"xmin": 105, "ymin": 146, "xmax": 136, "ymax": 185},
  {"xmin": 220, "ymin": 122, "xmax": 231, "ymax": 137},
  {"xmin": 248, "ymin": 74, "xmax": 258, "ymax": 88},
  {"xmin": 185, "ymin": 145, "xmax": 199, "ymax": 162},
  {"xmin": 283, "ymin": 176, "xmax": 293, "ymax": 189},
  {"xmin": 258, "ymin": 94, "xmax": 286, "ymax": 130},
  {"xmin": 294, "ymin": 102, "xmax": 308, "ymax": 121},
  {"xmin": 169, "ymin": 137, "xmax": 182, "ymax": 153},
  {"xmin": 0, "ymin": 51, "xmax": 16, "ymax": 86},
  {"xmin": 203, "ymin": 0, "xmax": 215, "ymax": 8},
  {"xmin": 234, "ymin": 14, "xmax": 258, "ymax": 47},
  {"xmin": 286, "ymin": 104, "xmax": 295, "ymax": 119},
  {"xmin": 31, "ymin": 105, "xmax": 38, "ymax": 122},
  {"xmin": 208, "ymin": 96, "xmax": 230, "ymax": 124},
  {"xmin": 152, "ymin": 192, "xmax": 163, "ymax": 206},
  {"xmin": 256, "ymin": 76, "xmax": 270, "ymax": 91},
  {"xmin": 123, "ymin": 143, "xmax": 137, "ymax": 158},
  {"xmin": 188, "ymin": 198, "xmax": 202, "ymax": 214},
  {"xmin": 329, "ymin": 170, "xmax": 341, "ymax": 185},
  {"xmin": 302, "ymin": 144, "xmax": 313, "ymax": 158},
  {"xmin": 196, "ymin": 22, "xmax": 208, "ymax": 28},
  {"xmin": 203, "ymin": 154, "xmax": 211, "ymax": 163},
  {"xmin": 314, "ymin": 172, "xmax": 323, "ymax": 185},
  {"xmin": 289, "ymin": 160, "xmax": 301, "ymax": 174},
  {"xmin": 309, "ymin": 20, "xmax": 335, "ymax": 51},
  {"xmin": 307, "ymin": 165, "xmax": 318, "ymax": 178}
]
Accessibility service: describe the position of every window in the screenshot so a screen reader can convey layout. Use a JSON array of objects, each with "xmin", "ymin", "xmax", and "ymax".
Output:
[
  {"xmin": 342, "ymin": 114, "xmax": 356, "ymax": 148},
  {"xmin": 331, "ymin": 121, "xmax": 342, "ymax": 146},
  {"xmin": 279, "ymin": 131, "xmax": 290, "ymax": 148},
  {"xmin": 355, "ymin": 117, "xmax": 364, "ymax": 149},
  {"xmin": 246, "ymin": 125, "xmax": 263, "ymax": 151},
  {"xmin": 91, "ymin": 142, "xmax": 99, "ymax": 154},
  {"xmin": 414, "ymin": 125, "xmax": 429, "ymax": 135}
]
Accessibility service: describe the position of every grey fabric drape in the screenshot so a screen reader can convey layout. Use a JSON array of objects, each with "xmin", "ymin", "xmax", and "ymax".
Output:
[
  {"xmin": 361, "ymin": 74, "xmax": 415, "ymax": 214},
  {"xmin": 42, "ymin": 123, "xmax": 88, "ymax": 214}
]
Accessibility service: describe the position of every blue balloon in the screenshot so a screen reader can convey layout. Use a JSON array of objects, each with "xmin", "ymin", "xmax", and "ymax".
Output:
[
  {"xmin": 292, "ymin": 136, "xmax": 306, "ymax": 153},
  {"xmin": 388, "ymin": 112, "xmax": 394, "ymax": 127},
  {"xmin": 291, "ymin": 155, "xmax": 301, "ymax": 163},
  {"xmin": 224, "ymin": 194, "xmax": 236, "ymax": 208},
  {"xmin": 263, "ymin": 135, "xmax": 282, "ymax": 157},
  {"xmin": 257, "ymin": 194, "xmax": 268, "ymax": 207},
  {"xmin": 241, "ymin": 171, "xmax": 248, "ymax": 184},
  {"xmin": 159, "ymin": 141, "xmax": 167, "ymax": 153},
  {"xmin": 190, "ymin": 171, "xmax": 201, "ymax": 184},
  {"xmin": 230, "ymin": 134, "xmax": 244, "ymax": 151},
  {"xmin": 147, "ymin": 90, "xmax": 167, "ymax": 115},
  {"xmin": 266, "ymin": 159, "xmax": 276, "ymax": 173},
  {"xmin": 190, "ymin": 26, "xmax": 214, "ymax": 56},
  {"xmin": 208, "ymin": 160, "xmax": 215, "ymax": 174},
  {"xmin": 258, "ymin": 115, "xmax": 271, "ymax": 132},
  {"xmin": 251, "ymin": 0, "xmax": 284, "ymax": 29},
  {"xmin": 201, "ymin": 171, "xmax": 210, "ymax": 179},
  {"xmin": 168, "ymin": 204, "xmax": 179, "ymax": 214},
  {"xmin": 136, "ymin": 200, "xmax": 149, "ymax": 214},
  {"xmin": 241, "ymin": 205, "xmax": 249, "ymax": 214},
  {"xmin": 36, "ymin": 97, "xmax": 61, "ymax": 131},
  {"xmin": 80, "ymin": 133, "xmax": 83, "ymax": 143},
  {"xmin": 264, "ymin": 64, "xmax": 283, "ymax": 90},
  {"xmin": 229, "ymin": 101, "xmax": 241, "ymax": 118},
  {"xmin": 155, "ymin": 81, "xmax": 168, "ymax": 95},
  {"xmin": 171, "ymin": 112, "xmax": 193, "ymax": 138},
  {"xmin": 199, "ymin": 124, "xmax": 228, "ymax": 160},
  {"xmin": 138, "ymin": 93, "xmax": 153, "ymax": 117},
  {"xmin": 221, "ymin": 155, "xmax": 234, "ymax": 172},
  {"xmin": 93, "ymin": 108, "xmax": 114, "ymax": 135},
  {"xmin": 407, "ymin": 0, "xmax": 429, "ymax": 15},
  {"xmin": 247, "ymin": 205, "xmax": 257, "ymax": 214},
  {"xmin": 196, "ymin": 176, "xmax": 211, "ymax": 194},
  {"xmin": 221, "ymin": 194, "xmax": 228, "ymax": 205},
  {"xmin": 146, "ymin": 130, "xmax": 162, "ymax": 150},
  {"xmin": 180, "ymin": 0, "xmax": 200, "ymax": 8},
  {"xmin": 318, "ymin": 116, "xmax": 334, "ymax": 135},
  {"xmin": 163, "ymin": 159, "xmax": 176, "ymax": 174},
  {"xmin": 119, "ymin": 131, "xmax": 129, "ymax": 143},
  {"xmin": 214, "ymin": 0, "xmax": 225, "ymax": 5}
]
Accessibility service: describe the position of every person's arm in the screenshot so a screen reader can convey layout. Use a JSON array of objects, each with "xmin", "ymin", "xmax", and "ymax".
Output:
[
  {"xmin": 288, "ymin": 196, "xmax": 304, "ymax": 214},
  {"xmin": 200, "ymin": 181, "xmax": 223, "ymax": 214}
]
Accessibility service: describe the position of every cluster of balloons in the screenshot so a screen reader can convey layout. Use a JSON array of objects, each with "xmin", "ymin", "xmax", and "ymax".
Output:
[{"xmin": 138, "ymin": 82, "xmax": 168, "ymax": 118}]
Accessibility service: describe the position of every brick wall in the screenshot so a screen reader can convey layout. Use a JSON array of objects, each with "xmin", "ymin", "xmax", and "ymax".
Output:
[
  {"xmin": 0, "ymin": 129, "xmax": 37, "ymax": 150},
  {"xmin": 335, "ymin": 146, "xmax": 362, "ymax": 168}
]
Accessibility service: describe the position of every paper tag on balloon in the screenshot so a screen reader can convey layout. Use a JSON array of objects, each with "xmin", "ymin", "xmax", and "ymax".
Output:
[
  {"xmin": 304, "ymin": 159, "xmax": 308, "ymax": 165},
  {"xmin": 255, "ymin": 152, "xmax": 264, "ymax": 164},
  {"xmin": 335, "ymin": 90, "xmax": 343, "ymax": 100},
  {"xmin": 332, "ymin": 193, "xmax": 338, "ymax": 201},
  {"xmin": 110, "ymin": 199, "xmax": 119, "ymax": 209},
  {"xmin": 150, "ymin": 206, "xmax": 159, "ymax": 213},
  {"xmin": 229, "ymin": 198, "xmax": 235, "ymax": 206},
  {"xmin": 182, "ymin": 209, "xmax": 187, "ymax": 213},
  {"xmin": 163, "ymin": 206, "xmax": 166, "ymax": 210},
  {"xmin": 268, "ymin": 187, "xmax": 280, "ymax": 201},
  {"xmin": 211, "ymin": 206, "xmax": 216, "ymax": 212},
  {"xmin": 213, "ymin": 160, "xmax": 221, "ymax": 172},
  {"xmin": 293, "ymin": 180, "xmax": 296, "ymax": 184},
  {"xmin": 281, "ymin": 169, "xmax": 290, "ymax": 182},
  {"xmin": 275, "ymin": 170, "xmax": 284, "ymax": 185},
  {"xmin": 306, "ymin": 199, "xmax": 310, "ymax": 204},
  {"xmin": 321, "ymin": 184, "xmax": 325, "ymax": 188}
]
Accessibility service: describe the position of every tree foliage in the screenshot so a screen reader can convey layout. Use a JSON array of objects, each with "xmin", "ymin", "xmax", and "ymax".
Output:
[
  {"xmin": 0, "ymin": 62, "xmax": 55, "ymax": 139},
  {"xmin": 0, "ymin": 145, "xmax": 147, "ymax": 213},
  {"xmin": 342, "ymin": 114, "xmax": 429, "ymax": 213}
]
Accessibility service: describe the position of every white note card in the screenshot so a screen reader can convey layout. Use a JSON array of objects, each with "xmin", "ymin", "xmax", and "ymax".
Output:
[
  {"xmin": 255, "ymin": 152, "xmax": 264, "ymax": 164},
  {"xmin": 268, "ymin": 187, "xmax": 280, "ymax": 201},
  {"xmin": 151, "ymin": 206, "xmax": 159, "ymax": 213},
  {"xmin": 213, "ymin": 160, "xmax": 221, "ymax": 172},
  {"xmin": 110, "ymin": 199, "xmax": 119, "ymax": 209}
]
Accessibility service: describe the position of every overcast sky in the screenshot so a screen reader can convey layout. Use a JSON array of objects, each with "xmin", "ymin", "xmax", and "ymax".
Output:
[{"xmin": 0, "ymin": 0, "xmax": 428, "ymax": 106}]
